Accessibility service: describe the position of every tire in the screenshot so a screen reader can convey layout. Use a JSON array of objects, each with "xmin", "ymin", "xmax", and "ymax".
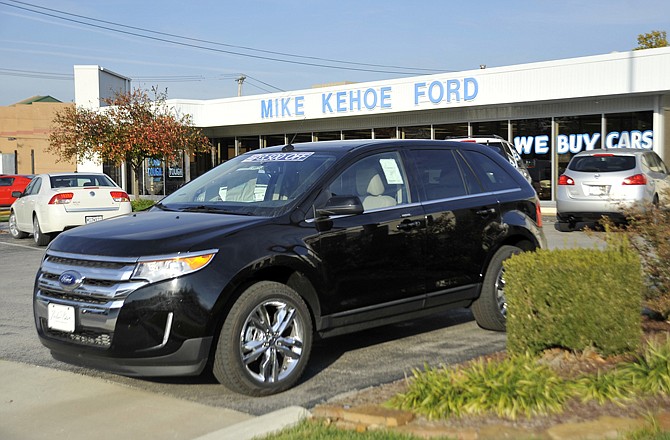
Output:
[
  {"xmin": 33, "ymin": 215, "xmax": 52, "ymax": 246},
  {"xmin": 555, "ymin": 221, "xmax": 575, "ymax": 232},
  {"xmin": 8, "ymin": 211, "xmax": 28, "ymax": 239},
  {"xmin": 471, "ymin": 245, "xmax": 524, "ymax": 332},
  {"xmin": 212, "ymin": 281, "xmax": 313, "ymax": 396}
]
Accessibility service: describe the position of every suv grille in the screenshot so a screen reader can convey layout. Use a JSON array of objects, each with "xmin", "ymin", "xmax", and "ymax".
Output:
[{"xmin": 35, "ymin": 250, "xmax": 148, "ymax": 348}]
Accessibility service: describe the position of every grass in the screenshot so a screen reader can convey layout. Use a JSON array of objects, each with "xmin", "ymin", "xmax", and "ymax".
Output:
[{"xmin": 260, "ymin": 419, "xmax": 445, "ymax": 440}]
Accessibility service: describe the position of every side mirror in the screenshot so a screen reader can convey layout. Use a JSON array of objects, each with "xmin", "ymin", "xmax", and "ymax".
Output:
[
  {"xmin": 314, "ymin": 195, "xmax": 364, "ymax": 232},
  {"xmin": 316, "ymin": 195, "xmax": 364, "ymax": 218},
  {"xmin": 11, "ymin": 191, "xmax": 23, "ymax": 198}
]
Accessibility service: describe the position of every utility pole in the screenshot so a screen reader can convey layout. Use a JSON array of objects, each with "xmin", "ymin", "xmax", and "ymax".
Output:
[{"xmin": 236, "ymin": 75, "xmax": 246, "ymax": 97}]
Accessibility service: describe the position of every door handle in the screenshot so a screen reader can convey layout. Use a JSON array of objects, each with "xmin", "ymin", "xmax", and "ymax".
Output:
[
  {"xmin": 476, "ymin": 208, "xmax": 496, "ymax": 216},
  {"xmin": 396, "ymin": 220, "xmax": 422, "ymax": 231}
]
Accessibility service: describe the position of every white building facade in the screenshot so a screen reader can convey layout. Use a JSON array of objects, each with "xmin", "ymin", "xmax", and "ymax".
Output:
[{"xmin": 75, "ymin": 47, "xmax": 670, "ymax": 200}]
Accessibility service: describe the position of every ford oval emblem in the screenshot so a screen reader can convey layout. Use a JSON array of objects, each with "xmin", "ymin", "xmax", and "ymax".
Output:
[{"xmin": 59, "ymin": 270, "xmax": 84, "ymax": 291}]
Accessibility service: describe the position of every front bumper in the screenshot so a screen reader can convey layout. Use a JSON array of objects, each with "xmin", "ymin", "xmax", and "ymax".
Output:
[
  {"xmin": 33, "ymin": 250, "xmax": 218, "ymax": 376},
  {"xmin": 40, "ymin": 334, "xmax": 212, "ymax": 377}
]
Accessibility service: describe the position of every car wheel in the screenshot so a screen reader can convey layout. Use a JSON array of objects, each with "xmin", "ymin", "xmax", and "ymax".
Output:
[
  {"xmin": 8, "ymin": 211, "xmax": 28, "ymax": 239},
  {"xmin": 213, "ymin": 281, "xmax": 313, "ymax": 396},
  {"xmin": 556, "ymin": 221, "xmax": 576, "ymax": 232},
  {"xmin": 33, "ymin": 215, "xmax": 52, "ymax": 246},
  {"xmin": 471, "ymin": 245, "xmax": 524, "ymax": 332}
]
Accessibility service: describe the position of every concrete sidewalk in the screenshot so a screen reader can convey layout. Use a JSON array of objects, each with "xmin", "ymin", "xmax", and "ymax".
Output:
[{"xmin": 0, "ymin": 360, "xmax": 307, "ymax": 440}]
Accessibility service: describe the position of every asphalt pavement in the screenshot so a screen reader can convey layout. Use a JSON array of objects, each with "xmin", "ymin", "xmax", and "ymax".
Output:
[{"xmin": 0, "ymin": 206, "xmax": 606, "ymax": 440}]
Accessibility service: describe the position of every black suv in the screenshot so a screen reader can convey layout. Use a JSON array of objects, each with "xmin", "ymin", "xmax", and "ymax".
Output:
[{"xmin": 33, "ymin": 140, "xmax": 545, "ymax": 396}]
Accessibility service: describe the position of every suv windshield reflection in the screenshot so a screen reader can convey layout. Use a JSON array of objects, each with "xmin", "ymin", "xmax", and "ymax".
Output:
[{"xmin": 159, "ymin": 151, "xmax": 338, "ymax": 216}]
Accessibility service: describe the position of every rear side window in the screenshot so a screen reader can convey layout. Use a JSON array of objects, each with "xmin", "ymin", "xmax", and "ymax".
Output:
[
  {"xmin": 0, "ymin": 177, "xmax": 14, "ymax": 186},
  {"xmin": 409, "ymin": 150, "xmax": 467, "ymax": 201},
  {"xmin": 569, "ymin": 155, "xmax": 636, "ymax": 172},
  {"xmin": 460, "ymin": 150, "xmax": 519, "ymax": 192}
]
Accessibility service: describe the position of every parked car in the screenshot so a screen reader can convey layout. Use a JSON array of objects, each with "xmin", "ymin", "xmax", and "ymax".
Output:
[
  {"xmin": 556, "ymin": 148, "xmax": 670, "ymax": 230},
  {"xmin": 449, "ymin": 135, "xmax": 533, "ymax": 184},
  {"xmin": 9, "ymin": 172, "xmax": 131, "ymax": 245},
  {"xmin": 33, "ymin": 140, "xmax": 545, "ymax": 396},
  {"xmin": 0, "ymin": 174, "xmax": 32, "ymax": 207}
]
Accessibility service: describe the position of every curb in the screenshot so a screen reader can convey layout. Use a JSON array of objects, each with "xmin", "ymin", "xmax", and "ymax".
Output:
[
  {"xmin": 195, "ymin": 406, "xmax": 309, "ymax": 440},
  {"xmin": 312, "ymin": 404, "xmax": 670, "ymax": 440}
]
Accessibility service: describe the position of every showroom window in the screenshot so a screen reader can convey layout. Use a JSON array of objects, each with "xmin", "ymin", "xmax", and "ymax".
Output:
[
  {"xmin": 264, "ymin": 134, "xmax": 286, "ymax": 147},
  {"xmin": 554, "ymin": 114, "xmax": 601, "ymax": 174},
  {"xmin": 314, "ymin": 131, "xmax": 342, "ymax": 141},
  {"xmin": 434, "ymin": 123, "xmax": 468, "ymax": 140},
  {"xmin": 471, "ymin": 121, "xmax": 508, "ymax": 139},
  {"xmin": 512, "ymin": 118, "xmax": 552, "ymax": 200},
  {"xmin": 605, "ymin": 111, "xmax": 653, "ymax": 149},
  {"xmin": 343, "ymin": 129, "xmax": 372, "ymax": 139},
  {"xmin": 400, "ymin": 125, "xmax": 431, "ymax": 139},
  {"xmin": 373, "ymin": 127, "xmax": 397, "ymax": 139}
]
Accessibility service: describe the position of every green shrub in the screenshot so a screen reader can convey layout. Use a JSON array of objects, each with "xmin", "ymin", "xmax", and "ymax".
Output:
[
  {"xmin": 570, "ymin": 368, "xmax": 636, "ymax": 405},
  {"xmin": 131, "ymin": 198, "xmax": 156, "ymax": 211},
  {"xmin": 610, "ymin": 200, "xmax": 670, "ymax": 318},
  {"xmin": 389, "ymin": 355, "xmax": 569, "ymax": 420},
  {"xmin": 622, "ymin": 336, "xmax": 670, "ymax": 395},
  {"xmin": 505, "ymin": 237, "xmax": 642, "ymax": 357},
  {"xmin": 388, "ymin": 339, "xmax": 670, "ymax": 422}
]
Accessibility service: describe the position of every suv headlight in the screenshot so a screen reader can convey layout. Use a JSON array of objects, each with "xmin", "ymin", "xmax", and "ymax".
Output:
[{"xmin": 132, "ymin": 249, "xmax": 218, "ymax": 283}]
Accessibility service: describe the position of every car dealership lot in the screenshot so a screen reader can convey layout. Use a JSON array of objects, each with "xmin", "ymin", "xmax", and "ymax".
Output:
[{"xmin": 0, "ymin": 215, "xmax": 601, "ymax": 417}]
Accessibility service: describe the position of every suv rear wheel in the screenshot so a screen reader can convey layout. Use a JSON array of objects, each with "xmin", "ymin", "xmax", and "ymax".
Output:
[
  {"xmin": 213, "ymin": 281, "xmax": 313, "ymax": 396},
  {"xmin": 471, "ymin": 245, "xmax": 524, "ymax": 331}
]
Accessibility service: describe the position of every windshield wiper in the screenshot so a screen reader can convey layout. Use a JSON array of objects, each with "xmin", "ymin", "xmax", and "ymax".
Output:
[
  {"xmin": 152, "ymin": 202, "xmax": 176, "ymax": 211},
  {"xmin": 180, "ymin": 205, "xmax": 241, "ymax": 215}
]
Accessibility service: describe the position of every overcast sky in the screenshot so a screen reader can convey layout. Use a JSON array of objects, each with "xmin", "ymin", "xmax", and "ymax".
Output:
[{"xmin": 1, "ymin": 0, "xmax": 669, "ymax": 106}]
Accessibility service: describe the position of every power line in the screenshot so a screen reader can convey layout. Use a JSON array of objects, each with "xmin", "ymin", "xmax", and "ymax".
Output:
[
  {"xmin": 0, "ymin": 66, "xmax": 285, "ymax": 94},
  {"xmin": 0, "ymin": 67, "xmax": 72, "ymax": 80},
  {"xmin": 1, "ymin": 0, "xmax": 452, "ymax": 75}
]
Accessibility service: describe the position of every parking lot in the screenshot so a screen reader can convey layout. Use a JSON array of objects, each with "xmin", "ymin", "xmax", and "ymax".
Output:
[{"xmin": 0, "ymin": 213, "xmax": 603, "ymax": 416}]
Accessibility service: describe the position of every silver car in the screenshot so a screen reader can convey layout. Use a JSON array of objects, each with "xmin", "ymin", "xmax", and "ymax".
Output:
[{"xmin": 556, "ymin": 148, "xmax": 670, "ymax": 230}]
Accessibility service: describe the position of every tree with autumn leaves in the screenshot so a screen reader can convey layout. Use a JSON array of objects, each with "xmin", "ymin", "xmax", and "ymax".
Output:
[{"xmin": 49, "ymin": 87, "xmax": 211, "ymax": 199}]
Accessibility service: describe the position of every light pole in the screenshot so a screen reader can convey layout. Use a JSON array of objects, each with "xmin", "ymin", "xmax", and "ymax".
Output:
[{"xmin": 236, "ymin": 75, "xmax": 246, "ymax": 97}]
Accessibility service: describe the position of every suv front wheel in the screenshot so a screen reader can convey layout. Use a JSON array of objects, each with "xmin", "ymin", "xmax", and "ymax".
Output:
[
  {"xmin": 213, "ymin": 281, "xmax": 313, "ymax": 396},
  {"xmin": 471, "ymin": 245, "xmax": 524, "ymax": 332}
]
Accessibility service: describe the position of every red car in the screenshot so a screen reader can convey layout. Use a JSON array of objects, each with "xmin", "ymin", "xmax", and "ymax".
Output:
[{"xmin": 0, "ymin": 174, "xmax": 33, "ymax": 207}]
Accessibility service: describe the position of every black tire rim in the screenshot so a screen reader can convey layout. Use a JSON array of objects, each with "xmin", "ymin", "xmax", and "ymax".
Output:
[{"xmin": 239, "ymin": 299, "xmax": 305, "ymax": 385}]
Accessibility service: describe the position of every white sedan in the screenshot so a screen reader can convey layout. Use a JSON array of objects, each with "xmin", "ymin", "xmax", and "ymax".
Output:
[{"xmin": 8, "ymin": 173, "xmax": 132, "ymax": 246}]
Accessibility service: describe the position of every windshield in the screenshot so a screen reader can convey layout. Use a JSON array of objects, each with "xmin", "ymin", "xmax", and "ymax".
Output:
[{"xmin": 158, "ymin": 150, "xmax": 338, "ymax": 217}]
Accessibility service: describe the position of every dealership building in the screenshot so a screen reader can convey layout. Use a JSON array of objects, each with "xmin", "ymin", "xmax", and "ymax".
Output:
[{"xmin": 74, "ymin": 46, "xmax": 670, "ymax": 200}]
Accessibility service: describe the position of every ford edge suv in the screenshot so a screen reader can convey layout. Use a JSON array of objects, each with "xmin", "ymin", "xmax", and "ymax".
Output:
[{"xmin": 33, "ymin": 140, "xmax": 546, "ymax": 396}]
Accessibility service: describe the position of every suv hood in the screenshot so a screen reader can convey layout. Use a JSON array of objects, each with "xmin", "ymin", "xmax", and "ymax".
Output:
[{"xmin": 48, "ymin": 211, "xmax": 269, "ymax": 257}]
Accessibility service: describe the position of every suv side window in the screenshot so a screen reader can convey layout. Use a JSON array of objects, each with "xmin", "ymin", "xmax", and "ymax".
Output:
[
  {"xmin": 460, "ymin": 150, "xmax": 518, "ymax": 192},
  {"xmin": 409, "ymin": 149, "xmax": 467, "ymax": 201},
  {"xmin": 328, "ymin": 151, "xmax": 409, "ymax": 211}
]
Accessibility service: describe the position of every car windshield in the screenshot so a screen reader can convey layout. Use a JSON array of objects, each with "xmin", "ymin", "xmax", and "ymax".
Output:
[
  {"xmin": 50, "ymin": 174, "xmax": 116, "ymax": 188},
  {"xmin": 159, "ymin": 150, "xmax": 338, "ymax": 217},
  {"xmin": 569, "ymin": 154, "xmax": 636, "ymax": 173}
]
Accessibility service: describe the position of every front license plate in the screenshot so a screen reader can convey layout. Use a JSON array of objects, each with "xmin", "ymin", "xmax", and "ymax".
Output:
[
  {"xmin": 48, "ymin": 303, "xmax": 75, "ymax": 333},
  {"xmin": 85, "ymin": 215, "xmax": 103, "ymax": 224}
]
